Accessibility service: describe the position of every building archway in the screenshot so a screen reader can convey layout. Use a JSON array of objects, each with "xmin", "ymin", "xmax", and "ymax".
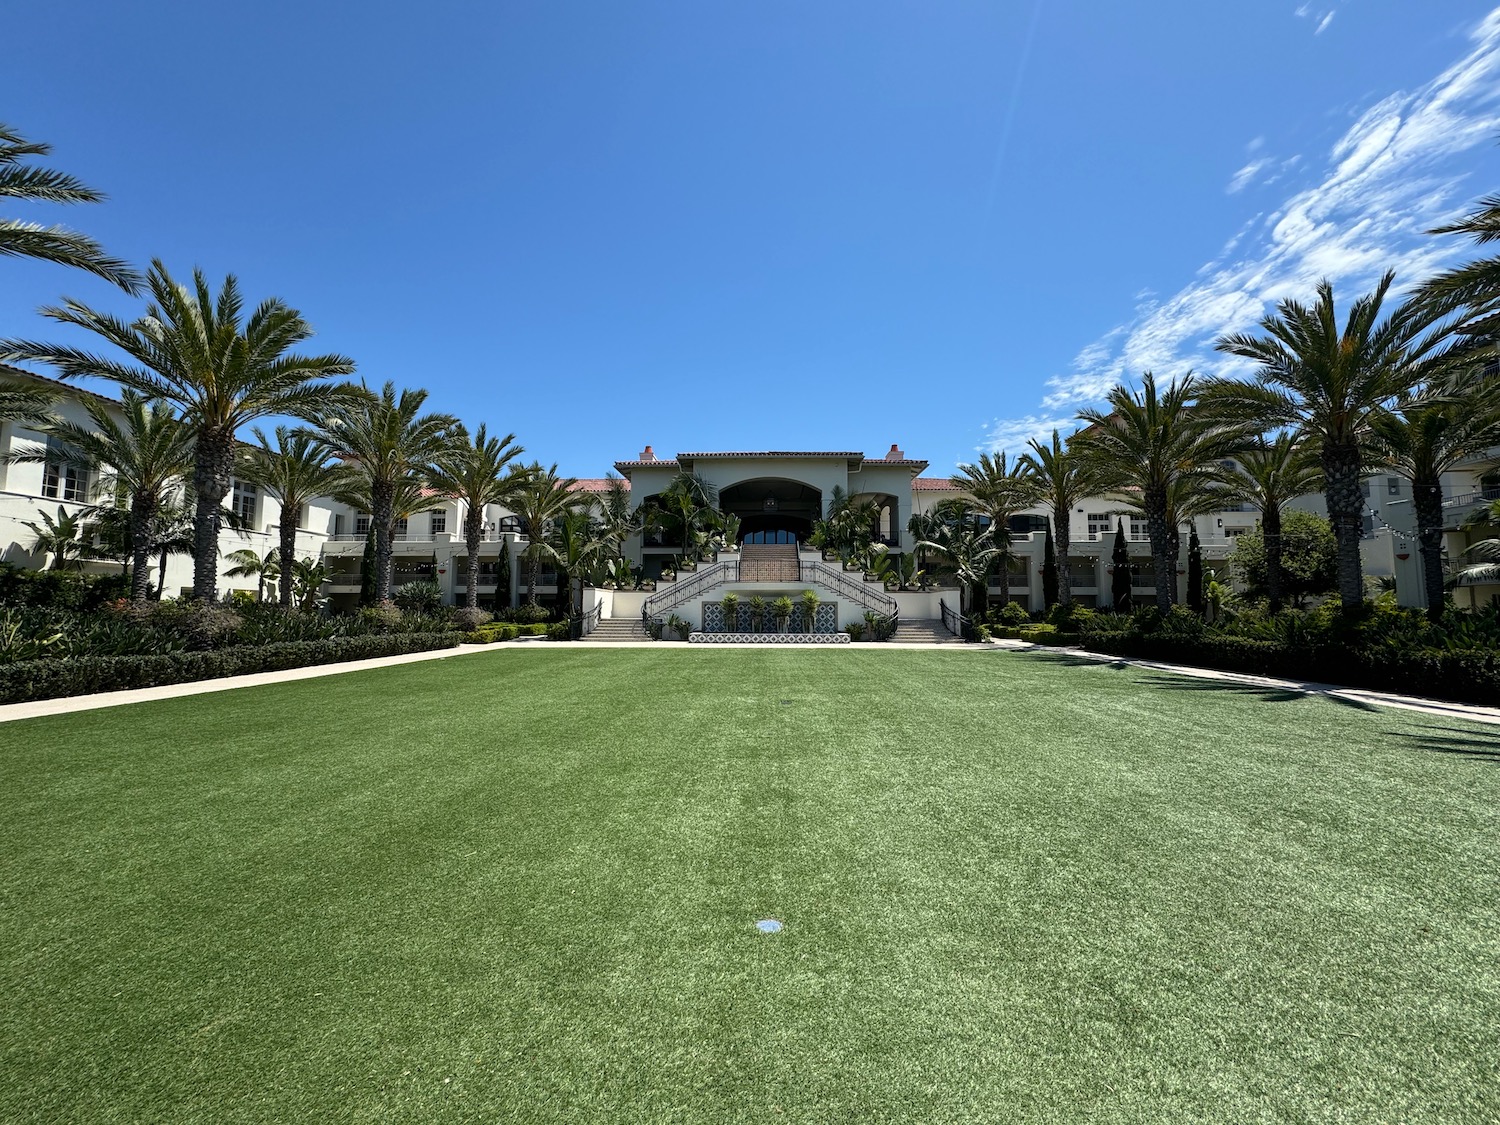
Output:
[{"xmin": 720, "ymin": 478, "xmax": 822, "ymax": 544}]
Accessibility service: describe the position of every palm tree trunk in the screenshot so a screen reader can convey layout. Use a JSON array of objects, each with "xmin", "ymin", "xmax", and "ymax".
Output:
[
  {"xmin": 1146, "ymin": 487, "xmax": 1173, "ymax": 611},
  {"xmin": 278, "ymin": 508, "xmax": 298, "ymax": 607},
  {"xmin": 191, "ymin": 428, "xmax": 235, "ymax": 600},
  {"xmin": 157, "ymin": 545, "xmax": 169, "ymax": 599},
  {"xmin": 1262, "ymin": 504, "xmax": 1284, "ymax": 614},
  {"xmin": 1054, "ymin": 504, "xmax": 1072, "ymax": 608},
  {"xmin": 1413, "ymin": 477, "xmax": 1446, "ymax": 619},
  {"xmin": 994, "ymin": 540, "xmax": 1009, "ymax": 611},
  {"xmin": 372, "ymin": 481, "xmax": 395, "ymax": 604},
  {"xmin": 1321, "ymin": 442, "xmax": 1366, "ymax": 612},
  {"xmin": 464, "ymin": 511, "xmax": 482, "ymax": 611},
  {"xmin": 129, "ymin": 493, "xmax": 154, "ymax": 602},
  {"xmin": 525, "ymin": 544, "xmax": 539, "ymax": 606}
]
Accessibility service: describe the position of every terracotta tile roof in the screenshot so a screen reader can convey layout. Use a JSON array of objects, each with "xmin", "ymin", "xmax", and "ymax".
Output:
[
  {"xmin": 570, "ymin": 478, "xmax": 627, "ymax": 493},
  {"xmin": 1, "ymin": 363, "xmax": 123, "ymax": 407},
  {"xmin": 912, "ymin": 477, "xmax": 963, "ymax": 491},
  {"xmin": 676, "ymin": 450, "xmax": 866, "ymax": 459}
]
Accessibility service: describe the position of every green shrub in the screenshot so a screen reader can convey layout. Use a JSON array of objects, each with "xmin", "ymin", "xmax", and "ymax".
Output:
[
  {"xmin": 991, "ymin": 602, "xmax": 1030, "ymax": 627},
  {"xmin": 845, "ymin": 623, "xmax": 865, "ymax": 641},
  {"xmin": 546, "ymin": 621, "xmax": 570, "ymax": 641},
  {"xmin": 0, "ymin": 633, "xmax": 460, "ymax": 704},
  {"xmin": 452, "ymin": 607, "xmax": 492, "ymax": 632},
  {"xmin": 1044, "ymin": 603, "xmax": 1096, "ymax": 631},
  {"xmin": 510, "ymin": 603, "xmax": 550, "ymax": 625},
  {"xmin": 1016, "ymin": 624, "xmax": 1064, "ymax": 645}
]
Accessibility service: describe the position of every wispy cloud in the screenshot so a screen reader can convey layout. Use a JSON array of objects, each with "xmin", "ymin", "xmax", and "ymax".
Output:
[
  {"xmin": 982, "ymin": 7, "xmax": 1500, "ymax": 455},
  {"xmin": 1296, "ymin": 2, "xmax": 1340, "ymax": 35}
]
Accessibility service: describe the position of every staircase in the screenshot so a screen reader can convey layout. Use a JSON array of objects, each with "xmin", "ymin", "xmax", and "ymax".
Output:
[
  {"xmin": 737, "ymin": 544, "xmax": 799, "ymax": 582},
  {"xmin": 892, "ymin": 619, "xmax": 963, "ymax": 645},
  {"xmin": 588, "ymin": 618, "xmax": 648, "ymax": 642}
]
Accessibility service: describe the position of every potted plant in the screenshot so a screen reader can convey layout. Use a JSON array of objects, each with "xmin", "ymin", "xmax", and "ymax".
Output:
[
  {"xmin": 749, "ymin": 595, "xmax": 766, "ymax": 634},
  {"xmin": 721, "ymin": 592, "xmax": 739, "ymax": 633},
  {"xmin": 772, "ymin": 595, "xmax": 794, "ymax": 634},
  {"xmin": 666, "ymin": 612, "xmax": 690, "ymax": 641},
  {"xmin": 800, "ymin": 589, "xmax": 820, "ymax": 633}
]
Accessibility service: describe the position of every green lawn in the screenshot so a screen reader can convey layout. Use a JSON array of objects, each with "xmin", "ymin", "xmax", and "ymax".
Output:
[{"xmin": 2, "ymin": 649, "xmax": 1497, "ymax": 1124}]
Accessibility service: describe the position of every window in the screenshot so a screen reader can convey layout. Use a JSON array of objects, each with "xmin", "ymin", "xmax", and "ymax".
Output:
[
  {"xmin": 1129, "ymin": 517, "xmax": 1149, "ymax": 542},
  {"xmin": 394, "ymin": 516, "xmax": 409, "ymax": 539},
  {"xmin": 1360, "ymin": 479, "xmax": 1371, "ymax": 498},
  {"xmin": 354, "ymin": 513, "xmax": 371, "ymax": 535},
  {"xmin": 1086, "ymin": 513, "xmax": 1113, "ymax": 541},
  {"xmin": 1387, "ymin": 477, "xmax": 1401, "ymax": 496},
  {"xmin": 231, "ymin": 481, "xmax": 258, "ymax": 526},
  {"xmin": 41, "ymin": 460, "xmax": 88, "ymax": 502},
  {"xmin": 429, "ymin": 510, "xmax": 447, "ymax": 535},
  {"xmin": 1224, "ymin": 526, "xmax": 1251, "ymax": 538},
  {"xmin": 333, "ymin": 514, "xmax": 346, "ymax": 537}
]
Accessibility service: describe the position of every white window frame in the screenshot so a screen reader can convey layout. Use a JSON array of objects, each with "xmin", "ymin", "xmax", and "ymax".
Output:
[
  {"xmin": 429, "ymin": 510, "xmax": 447, "ymax": 535},
  {"xmin": 42, "ymin": 460, "xmax": 89, "ymax": 502},
  {"xmin": 231, "ymin": 481, "xmax": 258, "ymax": 526}
]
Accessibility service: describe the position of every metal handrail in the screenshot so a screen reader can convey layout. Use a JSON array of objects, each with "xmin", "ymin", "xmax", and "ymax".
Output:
[
  {"xmin": 643, "ymin": 558, "xmax": 740, "ymax": 618},
  {"xmin": 939, "ymin": 597, "xmax": 968, "ymax": 639},
  {"xmin": 798, "ymin": 557, "xmax": 897, "ymax": 615},
  {"xmin": 574, "ymin": 600, "xmax": 603, "ymax": 639}
]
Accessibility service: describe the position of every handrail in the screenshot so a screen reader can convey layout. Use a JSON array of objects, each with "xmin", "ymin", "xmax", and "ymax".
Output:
[
  {"xmin": 939, "ymin": 597, "xmax": 967, "ymax": 639},
  {"xmin": 577, "ymin": 600, "xmax": 603, "ymax": 638},
  {"xmin": 798, "ymin": 557, "xmax": 897, "ymax": 615},
  {"xmin": 643, "ymin": 558, "xmax": 740, "ymax": 618}
]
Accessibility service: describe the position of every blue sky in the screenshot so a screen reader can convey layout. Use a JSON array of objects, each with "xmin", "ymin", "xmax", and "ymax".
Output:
[{"xmin": 5, "ymin": 1, "xmax": 1500, "ymax": 476}]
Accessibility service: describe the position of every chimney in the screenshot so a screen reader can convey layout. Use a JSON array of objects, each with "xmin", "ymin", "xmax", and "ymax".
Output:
[
  {"xmin": 640, "ymin": 444, "xmax": 656, "ymax": 461},
  {"xmin": 885, "ymin": 443, "xmax": 904, "ymax": 460}
]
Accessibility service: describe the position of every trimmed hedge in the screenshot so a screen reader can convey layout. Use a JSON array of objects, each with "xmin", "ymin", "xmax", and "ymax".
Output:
[
  {"xmin": 1080, "ymin": 631, "xmax": 1500, "ymax": 706},
  {"xmin": 463, "ymin": 623, "xmax": 549, "ymax": 644},
  {"xmin": 0, "ymin": 633, "xmax": 460, "ymax": 705}
]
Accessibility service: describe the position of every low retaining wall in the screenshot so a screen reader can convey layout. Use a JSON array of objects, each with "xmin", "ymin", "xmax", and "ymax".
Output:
[{"xmin": 687, "ymin": 631, "xmax": 851, "ymax": 645}]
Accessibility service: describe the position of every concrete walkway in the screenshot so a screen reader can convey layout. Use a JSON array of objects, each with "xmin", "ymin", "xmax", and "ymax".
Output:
[
  {"xmin": 2, "ymin": 636, "xmax": 1495, "ymax": 727},
  {"xmin": 988, "ymin": 638, "xmax": 1500, "ymax": 726}
]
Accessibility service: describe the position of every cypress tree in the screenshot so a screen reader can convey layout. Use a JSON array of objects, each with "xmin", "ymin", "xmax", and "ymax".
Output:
[
  {"xmin": 1110, "ymin": 519, "xmax": 1132, "ymax": 612},
  {"xmin": 1187, "ymin": 526, "xmax": 1204, "ymax": 613},
  {"xmin": 1041, "ymin": 519, "xmax": 1058, "ymax": 609},
  {"xmin": 495, "ymin": 540, "xmax": 512, "ymax": 610},
  {"xmin": 358, "ymin": 527, "xmax": 377, "ymax": 607}
]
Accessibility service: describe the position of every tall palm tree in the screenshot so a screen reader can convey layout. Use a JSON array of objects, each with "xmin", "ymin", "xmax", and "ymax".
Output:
[
  {"xmin": 594, "ymin": 473, "xmax": 640, "ymax": 556},
  {"xmin": 957, "ymin": 450, "xmax": 1043, "ymax": 609},
  {"xmin": 425, "ymin": 424, "xmax": 526, "ymax": 614},
  {"xmin": 508, "ymin": 463, "xmax": 581, "ymax": 607},
  {"xmin": 1076, "ymin": 372, "xmax": 1246, "ymax": 610},
  {"xmin": 1222, "ymin": 434, "xmax": 1322, "ymax": 614},
  {"xmin": 0, "ymin": 122, "xmax": 142, "ymax": 292},
  {"xmin": 5, "ymin": 391, "xmax": 194, "ymax": 600},
  {"xmin": 1368, "ymin": 373, "xmax": 1500, "ymax": 617},
  {"xmin": 311, "ymin": 381, "xmax": 458, "ymax": 605},
  {"xmin": 0, "ymin": 261, "xmax": 357, "ymax": 598},
  {"xmin": 22, "ymin": 506, "xmax": 96, "ymax": 572},
  {"xmin": 913, "ymin": 500, "xmax": 998, "ymax": 615},
  {"xmin": 1456, "ymin": 498, "xmax": 1500, "ymax": 589},
  {"xmin": 1019, "ymin": 430, "xmax": 1103, "ymax": 609},
  {"xmin": 1210, "ymin": 272, "xmax": 1472, "ymax": 611},
  {"xmin": 239, "ymin": 425, "xmax": 345, "ymax": 607}
]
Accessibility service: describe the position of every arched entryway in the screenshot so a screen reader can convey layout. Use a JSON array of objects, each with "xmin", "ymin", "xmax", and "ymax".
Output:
[{"xmin": 720, "ymin": 479, "xmax": 822, "ymax": 544}]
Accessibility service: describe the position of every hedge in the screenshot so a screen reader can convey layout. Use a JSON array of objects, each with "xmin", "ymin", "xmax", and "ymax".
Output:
[
  {"xmin": 1079, "ymin": 632, "xmax": 1500, "ymax": 706},
  {"xmin": 463, "ymin": 623, "xmax": 550, "ymax": 644},
  {"xmin": 0, "ymin": 633, "xmax": 460, "ymax": 705}
]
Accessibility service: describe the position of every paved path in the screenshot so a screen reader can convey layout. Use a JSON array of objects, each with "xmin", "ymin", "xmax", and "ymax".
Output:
[{"xmin": 1, "ymin": 636, "xmax": 1495, "ymax": 727}]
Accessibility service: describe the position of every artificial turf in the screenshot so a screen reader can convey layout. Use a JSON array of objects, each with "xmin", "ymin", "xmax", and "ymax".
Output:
[{"xmin": 1, "ymin": 648, "xmax": 1497, "ymax": 1123}]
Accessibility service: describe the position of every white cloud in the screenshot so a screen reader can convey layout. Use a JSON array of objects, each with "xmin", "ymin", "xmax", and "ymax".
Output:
[
  {"xmin": 1316, "ymin": 11, "xmax": 1336, "ymax": 34},
  {"xmin": 982, "ymin": 6, "xmax": 1500, "ymax": 456},
  {"xmin": 978, "ymin": 414, "xmax": 1081, "ymax": 457}
]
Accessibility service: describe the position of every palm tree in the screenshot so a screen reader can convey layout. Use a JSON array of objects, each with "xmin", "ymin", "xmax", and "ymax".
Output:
[
  {"xmin": 507, "ymin": 463, "xmax": 581, "ymax": 607},
  {"xmin": 291, "ymin": 557, "xmax": 329, "ymax": 611},
  {"xmin": 240, "ymin": 426, "xmax": 346, "ymax": 607},
  {"xmin": 425, "ymin": 424, "xmax": 526, "ymax": 614},
  {"xmin": 1222, "ymin": 434, "xmax": 1322, "ymax": 614},
  {"xmin": 656, "ymin": 472, "xmax": 719, "ymax": 563},
  {"xmin": 0, "ymin": 122, "xmax": 142, "ymax": 292},
  {"xmin": 310, "ymin": 381, "xmax": 457, "ymax": 605},
  {"xmin": 1019, "ymin": 430, "xmax": 1103, "ymax": 610},
  {"xmin": 1456, "ymin": 499, "xmax": 1500, "ymax": 590},
  {"xmin": 1421, "ymin": 190, "xmax": 1500, "ymax": 313},
  {"xmin": 0, "ymin": 372, "xmax": 55, "ymax": 427},
  {"xmin": 594, "ymin": 473, "xmax": 640, "ymax": 556},
  {"xmin": 224, "ymin": 547, "xmax": 279, "ymax": 602},
  {"xmin": 1368, "ymin": 373, "xmax": 1500, "ymax": 617},
  {"xmin": 1076, "ymin": 372, "xmax": 1246, "ymax": 610},
  {"xmin": 22, "ymin": 506, "xmax": 96, "ymax": 572},
  {"xmin": 5, "ymin": 391, "xmax": 193, "ymax": 600},
  {"xmin": 1210, "ymin": 272, "xmax": 1472, "ymax": 612},
  {"xmin": 0, "ymin": 261, "xmax": 357, "ymax": 599},
  {"xmin": 551, "ymin": 508, "xmax": 610, "ymax": 616},
  {"xmin": 957, "ymin": 451, "xmax": 1043, "ymax": 610},
  {"xmin": 913, "ymin": 501, "xmax": 998, "ymax": 615}
]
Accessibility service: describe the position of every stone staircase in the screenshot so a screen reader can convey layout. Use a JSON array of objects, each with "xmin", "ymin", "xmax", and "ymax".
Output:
[
  {"xmin": 587, "ymin": 618, "xmax": 648, "ymax": 642},
  {"xmin": 737, "ymin": 544, "xmax": 799, "ymax": 582},
  {"xmin": 892, "ymin": 619, "xmax": 963, "ymax": 644}
]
